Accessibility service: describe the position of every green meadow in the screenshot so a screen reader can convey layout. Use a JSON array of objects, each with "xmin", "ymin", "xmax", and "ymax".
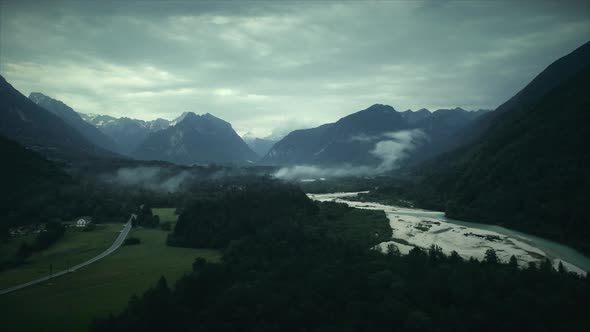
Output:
[{"xmin": 0, "ymin": 208, "xmax": 221, "ymax": 332}]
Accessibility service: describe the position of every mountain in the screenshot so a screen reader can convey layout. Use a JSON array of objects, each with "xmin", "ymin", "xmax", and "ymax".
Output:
[
  {"xmin": 169, "ymin": 112, "xmax": 189, "ymax": 126},
  {"xmin": 404, "ymin": 41, "xmax": 590, "ymax": 254},
  {"xmin": 400, "ymin": 108, "xmax": 431, "ymax": 123},
  {"xmin": 134, "ymin": 112, "xmax": 258, "ymax": 165},
  {"xmin": 79, "ymin": 113, "xmax": 172, "ymax": 154},
  {"xmin": 407, "ymin": 108, "xmax": 490, "ymax": 164},
  {"xmin": 0, "ymin": 75, "xmax": 112, "ymax": 160},
  {"xmin": 262, "ymin": 104, "xmax": 408, "ymax": 166},
  {"xmin": 28, "ymin": 92, "xmax": 119, "ymax": 153},
  {"xmin": 242, "ymin": 133, "xmax": 279, "ymax": 157},
  {"xmin": 0, "ymin": 136, "xmax": 73, "ymax": 228},
  {"xmin": 453, "ymin": 41, "xmax": 590, "ymax": 150},
  {"xmin": 261, "ymin": 104, "xmax": 488, "ymax": 167}
]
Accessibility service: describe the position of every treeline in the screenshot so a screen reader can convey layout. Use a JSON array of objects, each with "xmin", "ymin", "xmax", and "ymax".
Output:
[
  {"xmin": 4, "ymin": 222, "xmax": 67, "ymax": 269},
  {"xmin": 168, "ymin": 178, "xmax": 319, "ymax": 248},
  {"xmin": 0, "ymin": 135, "xmax": 184, "ymax": 231},
  {"xmin": 167, "ymin": 177, "xmax": 393, "ymax": 250},
  {"xmin": 92, "ymin": 186, "xmax": 590, "ymax": 332},
  {"xmin": 133, "ymin": 205, "xmax": 161, "ymax": 228}
]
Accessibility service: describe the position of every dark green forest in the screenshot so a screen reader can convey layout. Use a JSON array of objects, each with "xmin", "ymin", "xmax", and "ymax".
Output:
[{"xmin": 92, "ymin": 184, "xmax": 590, "ymax": 332}]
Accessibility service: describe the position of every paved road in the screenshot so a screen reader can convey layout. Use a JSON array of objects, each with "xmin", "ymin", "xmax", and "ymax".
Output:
[{"xmin": 0, "ymin": 214, "xmax": 135, "ymax": 296}]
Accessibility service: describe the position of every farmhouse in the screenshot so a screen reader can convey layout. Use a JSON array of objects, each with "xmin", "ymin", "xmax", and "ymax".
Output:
[{"xmin": 76, "ymin": 217, "xmax": 93, "ymax": 228}]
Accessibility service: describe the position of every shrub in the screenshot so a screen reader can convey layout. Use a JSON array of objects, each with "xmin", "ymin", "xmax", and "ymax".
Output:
[{"xmin": 123, "ymin": 237, "xmax": 141, "ymax": 246}]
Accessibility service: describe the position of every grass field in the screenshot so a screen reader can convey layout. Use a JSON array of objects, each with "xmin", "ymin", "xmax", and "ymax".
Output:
[
  {"xmin": 0, "ymin": 224, "xmax": 122, "ymax": 289},
  {"xmin": 0, "ymin": 208, "xmax": 221, "ymax": 332}
]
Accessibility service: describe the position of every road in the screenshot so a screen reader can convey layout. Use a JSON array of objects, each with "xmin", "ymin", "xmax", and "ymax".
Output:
[{"xmin": 0, "ymin": 214, "xmax": 135, "ymax": 296}]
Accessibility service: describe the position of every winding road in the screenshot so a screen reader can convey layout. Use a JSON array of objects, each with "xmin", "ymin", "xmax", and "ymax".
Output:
[{"xmin": 0, "ymin": 214, "xmax": 135, "ymax": 296}]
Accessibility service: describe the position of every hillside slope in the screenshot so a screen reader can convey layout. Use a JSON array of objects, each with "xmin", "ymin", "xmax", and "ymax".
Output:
[
  {"xmin": 0, "ymin": 75, "xmax": 114, "ymax": 161},
  {"xmin": 441, "ymin": 66, "xmax": 590, "ymax": 252},
  {"xmin": 29, "ymin": 92, "xmax": 119, "ymax": 153}
]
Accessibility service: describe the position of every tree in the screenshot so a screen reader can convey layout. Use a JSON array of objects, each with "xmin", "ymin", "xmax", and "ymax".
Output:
[
  {"xmin": 508, "ymin": 255, "xmax": 518, "ymax": 270},
  {"xmin": 527, "ymin": 261, "xmax": 537, "ymax": 271},
  {"xmin": 558, "ymin": 261, "xmax": 566, "ymax": 274},
  {"xmin": 540, "ymin": 258, "xmax": 553, "ymax": 272},
  {"xmin": 156, "ymin": 276, "xmax": 170, "ymax": 295},
  {"xmin": 449, "ymin": 250, "xmax": 463, "ymax": 263},
  {"xmin": 16, "ymin": 242, "xmax": 32, "ymax": 261},
  {"xmin": 387, "ymin": 243, "xmax": 401, "ymax": 257},
  {"xmin": 192, "ymin": 257, "xmax": 207, "ymax": 271},
  {"xmin": 123, "ymin": 237, "xmax": 141, "ymax": 246},
  {"xmin": 484, "ymin": 249, "xmax": 498, "ymax": 264},
  {"xmin": 428, "ymin": 244, "xmax": 444, "ymax": 261},
  {"xmin": 0, "ymin": 225, "xmax": 8, "ymax": 241},
  {"xmin": 160, "ymin": 221, "xmax": 172, "ymax": 231}
]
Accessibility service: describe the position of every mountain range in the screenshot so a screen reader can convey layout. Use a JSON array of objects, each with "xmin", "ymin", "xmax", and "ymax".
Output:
[
  {"xmin": 2, "ymin": 74, "xmax": 493, "ymax": 168},
  {"xmin": 261, "ymin": 104, "xmax": 490, "ymax": 167},
  {"xmin": 23, "ymin": 91, "xmax": 258, "ymax": 165},
  {"xmin": 78, "ymin": 112, "xmax": 180, "ymax": 154}
]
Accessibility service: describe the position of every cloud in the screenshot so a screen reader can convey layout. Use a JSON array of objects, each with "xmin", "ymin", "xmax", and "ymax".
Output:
[
  {"xmin": 1, "ymin": 1, "xmax": 589, "ymax": 135},
  {"xmin": 274, "ymin": 129, "xmax": 427, "ymax": 180},
  {"xmin": 103, "ymin": 167, "xmax": 193, "ymax": 193},
  {"xmin": 371, "ymin": 130, "xmax": 428, "ymax": 173}
]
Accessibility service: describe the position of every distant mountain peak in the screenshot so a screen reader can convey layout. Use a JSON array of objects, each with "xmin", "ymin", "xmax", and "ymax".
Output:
[
  {"xmin": 134, "ymin": 112, "xmax": 257, "ymax": 165},
  {"xmin": 178, "ymin": 112, "xmax": 231, "ymax": 129},
  {"xmin": 181, "ymin": 111, "xmax": 198, "ymax": 120},
  {"xmin": 28, "ymin": 92, "xmax": 71, "ymax": 111},
  {"xmin": 366, "ymin": 104, "xmax": 396, "ymax": 112},
  {"xmin": 169, "ymin": 112, "xmax": 189, "ymax": 126},
  {"xmin": 28, "ymin": 92, "xmax": 51, "ymax": 104}
]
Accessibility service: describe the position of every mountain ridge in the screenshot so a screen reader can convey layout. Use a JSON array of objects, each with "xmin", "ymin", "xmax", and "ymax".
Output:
[
  {"xmin": 133, "ymin": 111, "xmax": 258, "ymax": 165},
  {"xmin": 262, "ymin": 103, "xmax": 490, "ymax": 167},
  {"xmin": 0, "ymin": 75, "xmax": 115, "ymax": 161},
  {"xmin": 28, "ymin": 92, "xmax": 119, "ymax": 153}
]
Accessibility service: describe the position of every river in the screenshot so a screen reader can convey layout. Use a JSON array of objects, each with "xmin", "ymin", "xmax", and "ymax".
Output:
[{"xmin": 308, "ymin": 192, "xmax": 590, "ymax": 275}]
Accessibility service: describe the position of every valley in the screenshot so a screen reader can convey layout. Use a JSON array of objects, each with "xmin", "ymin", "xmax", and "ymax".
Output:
[{"xmin": 1, "ymin": 2, "xmax": 589, "ymax": 331}]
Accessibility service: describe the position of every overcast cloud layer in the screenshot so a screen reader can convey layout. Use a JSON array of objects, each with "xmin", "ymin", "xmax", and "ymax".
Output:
[{"xmin": 1, "ymin": 0, "xmax": 589, "ymax": 137}]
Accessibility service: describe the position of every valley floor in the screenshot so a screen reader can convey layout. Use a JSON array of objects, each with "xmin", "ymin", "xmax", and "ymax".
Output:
[{"xmin": 0, "ymin": 208, "xmax": 221, "ymax": 332}]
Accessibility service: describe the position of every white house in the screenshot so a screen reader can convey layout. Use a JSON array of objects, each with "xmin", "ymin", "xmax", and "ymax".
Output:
[{"xmin": 76, "ymin": 217, "xmax": 93, "ymax": 228}]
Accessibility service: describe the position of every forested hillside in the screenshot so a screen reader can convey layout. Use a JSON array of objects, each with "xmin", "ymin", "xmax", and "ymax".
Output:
[
  {"xmin": 443, "ymin": 66, "xmax": 590, "ymax": 253},
  {"xmin": 364, "ymin": 45, "xmax": 590, "ymax": 254}
]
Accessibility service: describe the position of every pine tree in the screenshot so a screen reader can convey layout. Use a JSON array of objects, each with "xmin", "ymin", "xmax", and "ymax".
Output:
[
  {"xmin": 508, "ymin": 255, "xmax": 518, "ymax": 270},
  {"xmin": 557, "ymin": 261, "xmax": 566, "ymax": 274},
  {"xmin": 484, "ymin": 248, "xmax": 498, "ymax": 264},
  {"xmin": 387, "ymin": 243, "xmax": 401, "ymax": 257},
  {"xmin": 540, "ymin": 258, "xmax": 553, "ymax": 272}
]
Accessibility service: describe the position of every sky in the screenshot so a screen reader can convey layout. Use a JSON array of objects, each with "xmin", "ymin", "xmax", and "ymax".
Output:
[{"xmin": 1, "ymin": 1, "xmax": 589, "ymax": 137}]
